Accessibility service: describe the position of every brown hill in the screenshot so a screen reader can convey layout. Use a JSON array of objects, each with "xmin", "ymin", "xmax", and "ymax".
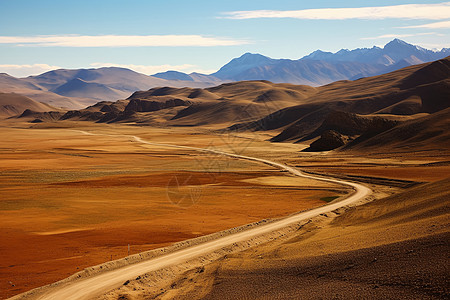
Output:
[
  {"xmin": 124, "ymin": 98, "xmax": 192, "ymax": 113},
  {"xmin": 58, "ymin": 81, "xmax": 317, "ymax": 126},
  {"xmin": 166, "ymin": 81, "xmax": 316, "ymax": 126},
  {"xmin": 0, "ymin": 93, "xmax": 56, "ymax": 118},
  {"xmin": 299, "ymin": 111, "xmax": 400, "ymax": 151},
  {"xmin": 344, "ymin": 107, "xmax": 450, "ymax": 151},
  {"xmin": 255, "ymin": 57, "xmax": 450, "ymax": 147},
  {"xmin": 306, "ymin": 130, "xmax": 350, "ymax": 151},
  {"xmin": 18, "ymin": 109, "xmax": 65, "ymax": 122}
]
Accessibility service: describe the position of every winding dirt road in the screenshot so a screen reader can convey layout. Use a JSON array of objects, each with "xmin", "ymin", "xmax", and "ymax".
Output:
[{"xmin": 14, "ymin": 131, "xmax": 371, "ymax": 300}]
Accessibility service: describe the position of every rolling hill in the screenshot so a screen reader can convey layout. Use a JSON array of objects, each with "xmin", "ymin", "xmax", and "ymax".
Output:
[
  {"xmin": 50, "ymin": 81, "xmax": 317, "ymax": 126},
  {"xmin": 0, "ymin": 93, "xmax": 57, "ymax": 118},
  {"xmin": 51, "ymin": 77, "xmax": 129, "ymax": 101},
  {"xmin": 343, "ymin": 107, "xmax": 450, "ymax": 152},
  {"xmin": 16, "ymin": 56, "xmax": 450, "ymax": 153},
  {"xmin": 0, "ymin": 68, "xmax": 221, "ymax": 110},
  {"xmin": 262, "ymin": 56, "xmax": 450, "ymax": 147}
]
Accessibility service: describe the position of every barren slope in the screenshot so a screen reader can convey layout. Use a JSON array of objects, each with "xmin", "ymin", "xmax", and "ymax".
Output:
[
  {"xmin": 344, "ymin": 107, "xmax": 450, "ymax": 151},
  {"xmin": 0, "ymin": 93, "xmax": 56, "ymax": 118},
  {"xmin": 56, "ymin": 81, "xmax": 317, "ymax": 126},
  {"xmin": 265, "ymin": 57, "xmax": 449, "ymax": 142}
]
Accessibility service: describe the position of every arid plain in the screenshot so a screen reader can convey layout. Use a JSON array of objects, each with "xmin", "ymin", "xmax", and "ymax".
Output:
[
  {"xmin": 1, "ymin": 120, "xmax": 448, "ymax": 299},
  {"xmin": 0, "ymin": 121, "xmax": 344, "ymax": 299}
]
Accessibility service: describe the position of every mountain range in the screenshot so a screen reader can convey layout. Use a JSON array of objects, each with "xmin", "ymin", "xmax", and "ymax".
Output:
[
  {"xmin": 154, "ymin": 39, "xmax": 450, "ymax": 86},
  {"xmin": 0, "ymin": 39, "xmax": 449, "ymax": 112}
]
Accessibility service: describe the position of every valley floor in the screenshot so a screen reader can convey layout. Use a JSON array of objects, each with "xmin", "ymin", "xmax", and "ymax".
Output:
[
  {"xmin": 0, "ymin": 121, "xmax": 338, "ymax": 299},
  {"xmin": 0, "ymin": 120, "xmax": 448, "ymax": 299}
]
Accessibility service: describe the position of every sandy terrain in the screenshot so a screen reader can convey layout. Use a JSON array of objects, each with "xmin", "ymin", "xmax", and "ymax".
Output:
[{"xmin": 0, "ymin": 122, "xmax": 343, "ymax": 299}]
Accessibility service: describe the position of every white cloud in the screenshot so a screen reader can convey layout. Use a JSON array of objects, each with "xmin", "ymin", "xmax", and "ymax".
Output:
[
  {"xmin": 361, "ymin": 32, "xmax": 442, "ymax": 40},
  {"xmin": 90, "ymin": 63, "xmax": 215, "ymax": 75},
  {"xmin": 415, "ymin": 43, "xmax": 450, "ymax": 50},
  {"xmin": 400, "ymin": 20, "xmax": 450, "ymax": 29},
  {"xmin": 0, "ymin": 34, "xmax": 248, "ymax": 47},
  {"xmin": 0, "ymin": 63, "xmax": 61, "ymax": 77},
  {"xmin": 222, "ymin": 2, "xmax": 450, "ymax": 20}
]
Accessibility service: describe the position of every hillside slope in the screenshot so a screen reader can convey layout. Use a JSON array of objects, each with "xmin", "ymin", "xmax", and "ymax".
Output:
[
  {"xmin": 344, "ymin": 108, "xmax": 450, "ymax": 152},
  {"xmin": 52, "ymin": 78, "xmax": 129, "ymax": 101},
  {"xmin": 0, "ymin": 93, "xmax": 56, "ymax": 117},
  {"xmin": 253, "ymin": 57, "xmax": 450, "ymax": 149},
  {"xmin": 53, "ymin": 81, "xmax": 317, "ymax": 126}
]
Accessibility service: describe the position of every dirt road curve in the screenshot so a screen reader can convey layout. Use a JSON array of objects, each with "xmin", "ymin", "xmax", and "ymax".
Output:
[{"xmin": 14, "ymin": 131, "xmax": 371, "ymax": 300}]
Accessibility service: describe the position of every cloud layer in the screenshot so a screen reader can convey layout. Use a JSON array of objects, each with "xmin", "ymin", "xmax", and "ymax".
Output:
[
  {"xmin": 222, "ymin": 2, "xmax": 450, "ymax": 20},
  {"xmin": 361, "ymin": 32, "xmax": 442, "ymax": 40},
  {"xmin": 0, "ymin": 64, "xmax": 61, "ymax": 77},
  {"xmin": 0, "ymin": 35, "xmax": 247, "ymax": 47},
  {"xmin": 400, "ymin": 20, "xmax": 450, "ymax": 29}
]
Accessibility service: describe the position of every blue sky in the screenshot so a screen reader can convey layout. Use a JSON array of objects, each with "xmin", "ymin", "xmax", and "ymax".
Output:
[{"xmin": 0, "ymin": 0, "xmax": 449, "ymax": 77}]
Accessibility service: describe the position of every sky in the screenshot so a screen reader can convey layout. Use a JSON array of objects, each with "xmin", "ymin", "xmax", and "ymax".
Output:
[{"xmin": 0, "ymin": 0, "xmax": 449, "ymax": 77}]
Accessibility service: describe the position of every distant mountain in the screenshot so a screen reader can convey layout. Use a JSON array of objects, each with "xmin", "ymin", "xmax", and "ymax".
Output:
[
  {"xmin": 52, "ymin": 77, "xmax": 129, "ymax": 101},
  {"xmin": 0, "ymin": 73, "xmax": 42, "ymax": 91},
  {"xmin": 212, "ymin": 53, "xmax": 275, "ymax": 79},
  {"xmin": 301, "ymin": 39, "xmax": 449, "ymax": 65},
  {"xmin": 214, "ymin": 58, "xmax": 382, "ymax": 86},
  {"xmin": 154, "ymin": 39, "xmax": 450, "ymax": 86},
  {"xmin": 2, "ymin": 39, "xmax": 449, "ymax": 110},
  {"xmin": 0, "ymin": 73, "xmax": 94, "ymax": 109},
  {"xmin": 152, "ymin": 70, "xmax": 195, "ymax": 81},
  {"xmin": 154, "ymin": 54, "xmax": 384, "ymax": 86},
  {"xmin": 25, "ymin": 67, "xmax": 217, "ymax": 101},
  {"xmin": 25, "ymin": 67, "xmax": 166, "ymax": 92},
  {"xmin": 153, "ymin": 70, "xmax": 223, "ymax": 84},
  {"xmin": 0, "ymin": 67, "xmax": 220, "ymax": 109}
]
